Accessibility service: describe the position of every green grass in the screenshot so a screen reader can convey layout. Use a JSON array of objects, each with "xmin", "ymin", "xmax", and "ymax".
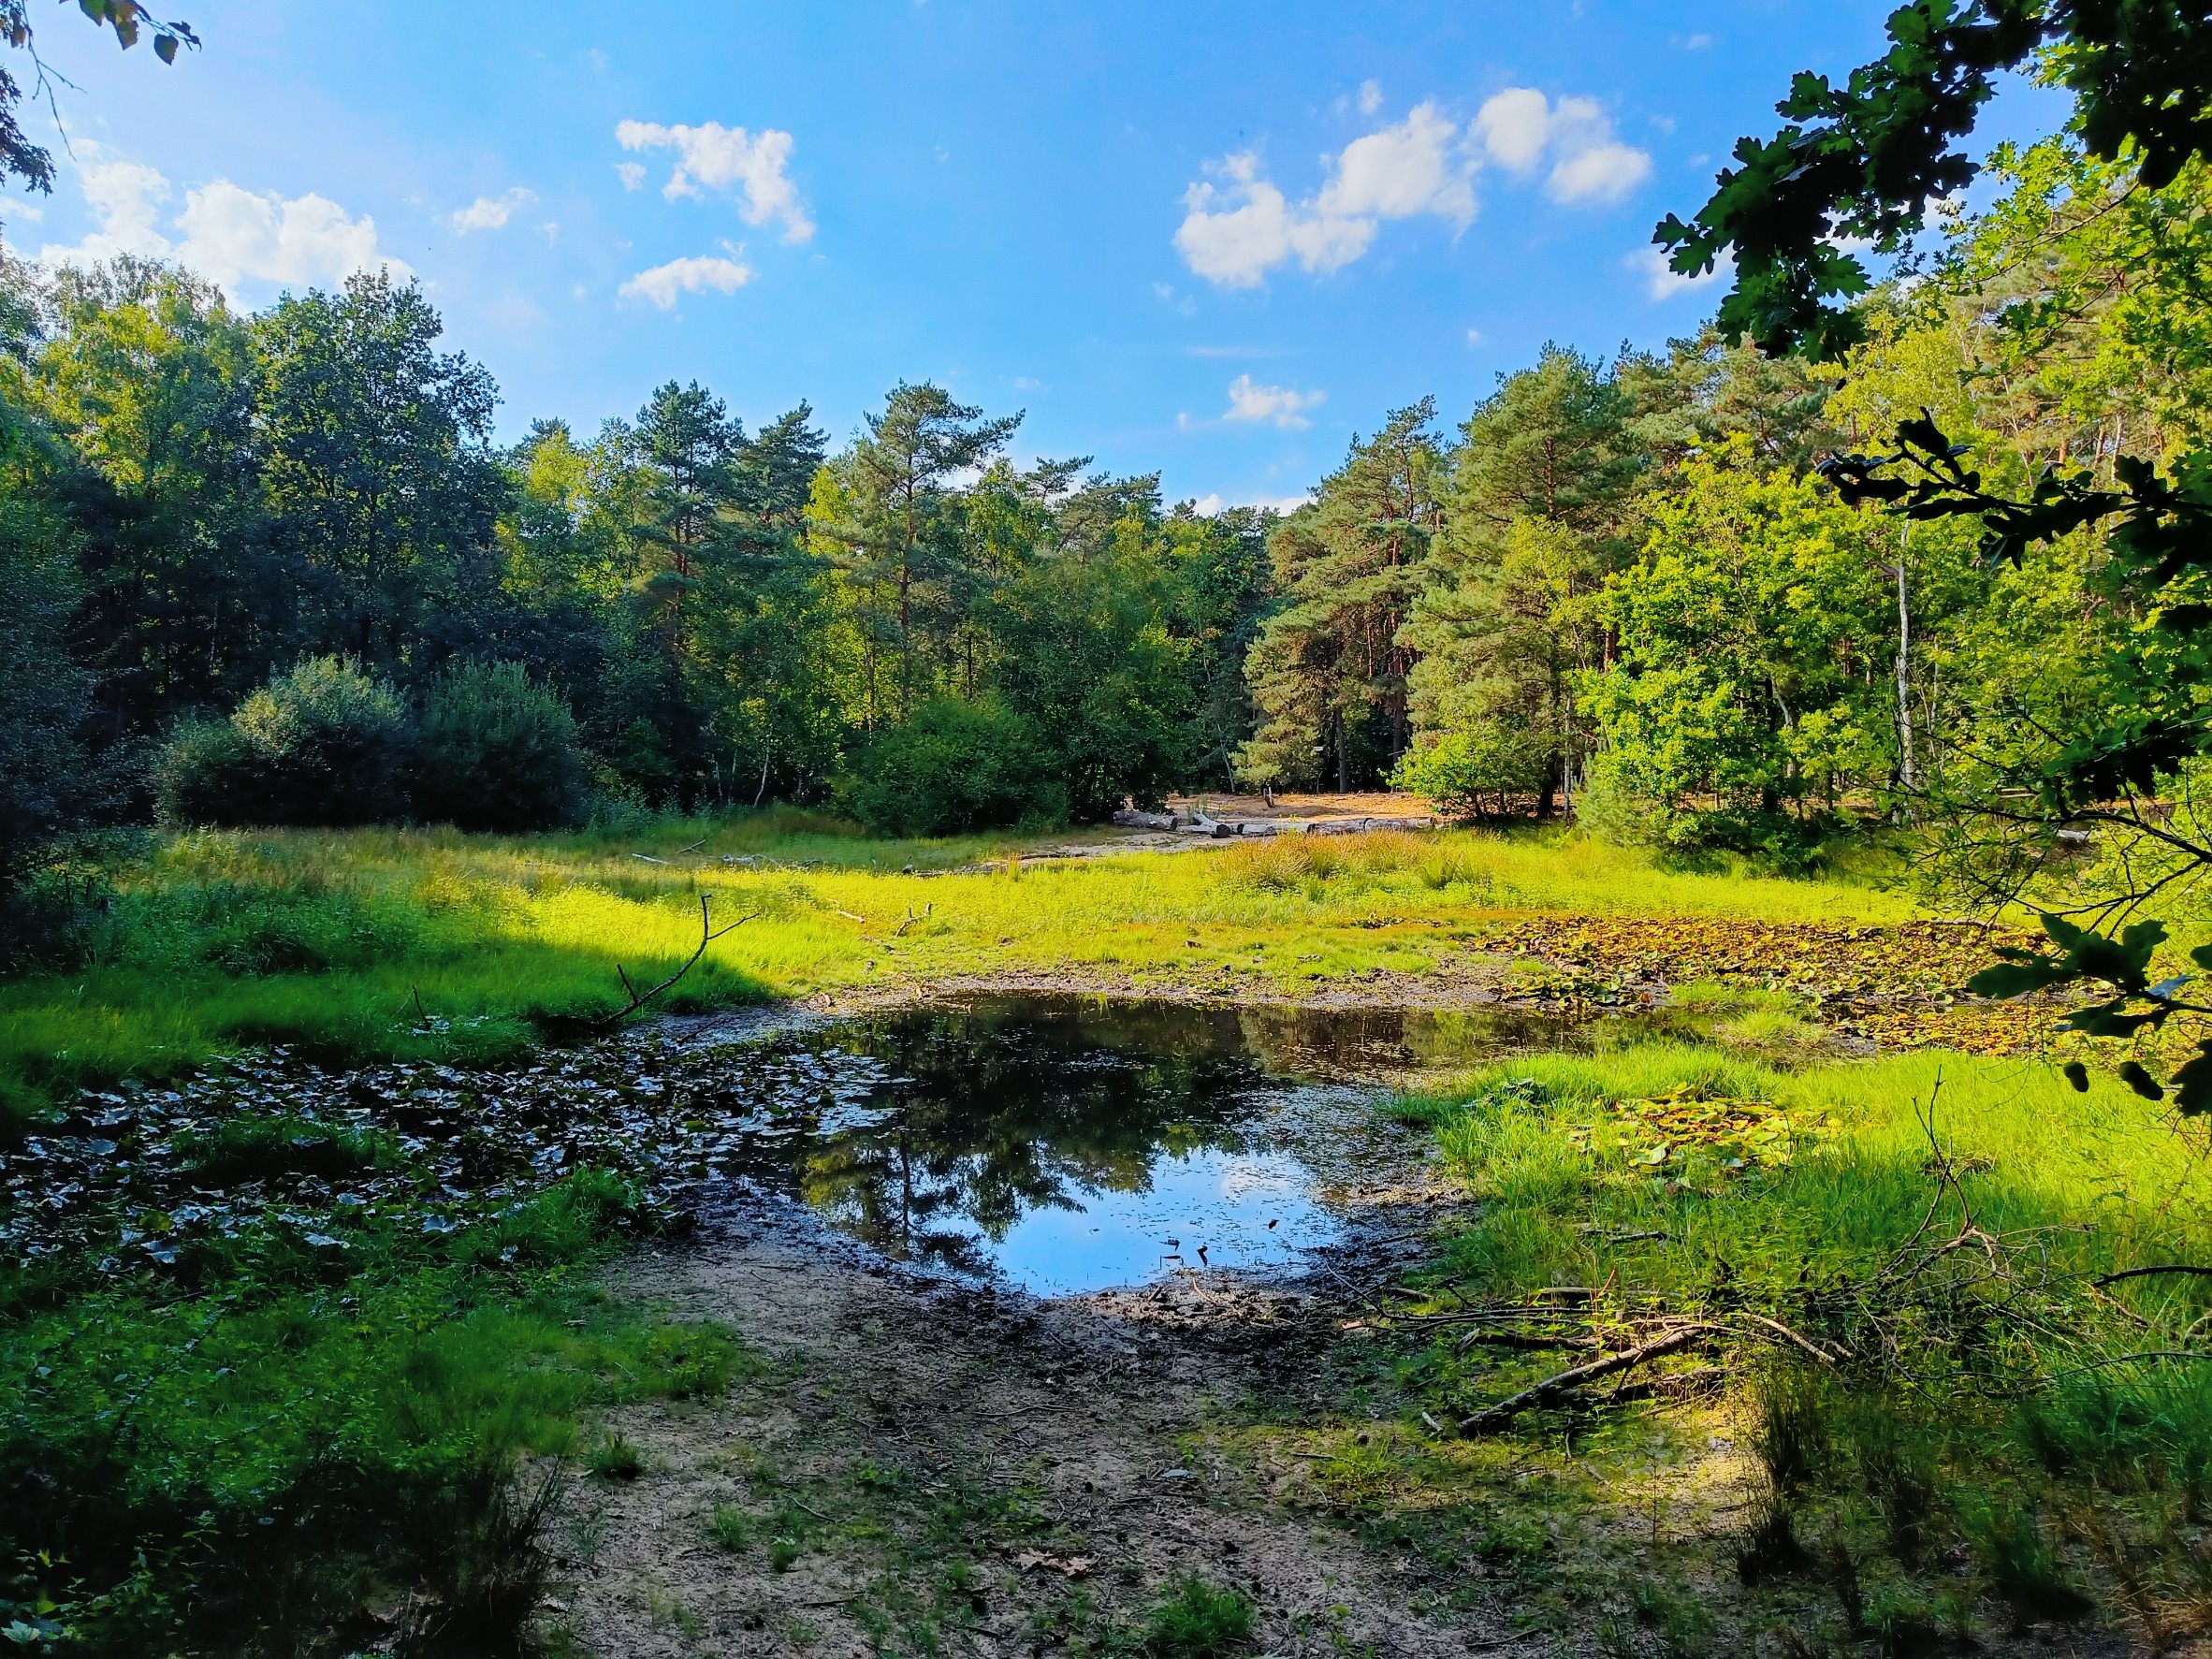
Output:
[
  {"xmin": 1132, "ymin": 1575, "xmax": 1256, "ymax": 1657},
  {"xmin": 1341, "ymin": 1047, "xmax": 2212, "ymax": 1642},
  {"xmin": 1, "ymin": 1170, "xmax": 754, "ymax": 1652},
  {"xmin": 0, "ymin": 812, "xmax": 1915, "ymax": 1120}
]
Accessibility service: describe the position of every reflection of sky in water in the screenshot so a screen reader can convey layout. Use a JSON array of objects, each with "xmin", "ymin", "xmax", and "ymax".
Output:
[
  {"xmin": 696, "ymin": 996, "xmax": 1591, "ymax": 1298},
  {"xmin": 958, "ymin": 1147, "xmax": 1328, "ymax": 1297}
]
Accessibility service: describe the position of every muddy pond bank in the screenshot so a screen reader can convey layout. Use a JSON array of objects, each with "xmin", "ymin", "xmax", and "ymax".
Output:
[{"xmin": 548, "ymin": 994, "xmax": 1569, "ymax": 1657}]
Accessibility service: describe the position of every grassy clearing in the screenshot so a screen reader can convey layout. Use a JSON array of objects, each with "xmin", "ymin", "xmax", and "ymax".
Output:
[
  {"xmin": 1245, "ymin": 1047, "xmax": 2212, "ymax": 1648},
  {"xmin": 0, "ymin": 812, "xmax": 1914, "ymax": 1120}
]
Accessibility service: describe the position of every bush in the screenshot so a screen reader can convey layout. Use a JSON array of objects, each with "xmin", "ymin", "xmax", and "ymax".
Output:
[
  {"xmin": 158, "ymin": 657, "xmax": 410, "ymax": 828},
  {"xmin": 1391, "ymin": 727, "xmax": 1549, "ymax": 822},
  {"xmin": 837, "ymin": 699, "xmax": 1067, "ymax": 837},
  {"xmin": 415, "ymin": 661, "xmax": 587, "ymax": 833}
]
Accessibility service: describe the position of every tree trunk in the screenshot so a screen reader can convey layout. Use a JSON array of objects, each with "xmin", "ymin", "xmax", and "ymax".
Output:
[{"xmin": 1893, "ymin": 524, "xmax": 1915, "ymax": 805}]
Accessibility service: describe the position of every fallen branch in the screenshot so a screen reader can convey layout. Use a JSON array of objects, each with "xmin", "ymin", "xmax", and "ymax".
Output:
[
  {"xmin": 1458, "ymin": 1325, "xmax": 1716, "ymax": 1435},
  {"xmin": 1739, "ymin": 1311, "xmax": 1846, "ymax": 1366},
  {"xmin": 598, "ymin": 895, "xmax": 752, "ymax": 1029},
  {"xmin": 892, "ymin": 903, "xmax": 933, "ymax": 937},
  {"xmin": 2093, "ymin": 1265, "xmax": 2212, "ymax": 1288}
]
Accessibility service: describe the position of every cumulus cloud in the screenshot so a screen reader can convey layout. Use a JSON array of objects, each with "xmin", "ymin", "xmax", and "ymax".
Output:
[
  {"xmin": 615, "ymin": 161, "xmax": 646, "ymax": 190},
  {"xmin": 177, "ymin": 182, "xmax": 403, "ymax": 294},
  {"xmin": 1473, "ymin": 88, "xmax": 1550, "ymax": 172},
  {"xmin": 1629, "ymin": 245, "xmax": 1729, "ymax": 300},
  {"xmin": 1317, "ymin": 102, "xmax": 1475, "ymax": 226},
  {"xmin": 1174, "ymin": 153, "xmax": 1373, "ymax": 287},
  {"xmin": 39, "ymin": 150, "xmax": 403, "ymax": 297},
  {"xmin": 615, "ymin": 119, "xmax": 813, "ymax": 242},
  {"xmin": 448, "ymin": 187, "xmax": 537, "ymax": 233},
  {"xmin": 36, "ymin": 152, "xmax": 172, "ymax": 263},
  {"xmin": 1474, "ymin": 88, "xmax": 1652, "ymax": 205},
  {"xmin": 1223, "ymin": 373, "xmax": 1324, "ymax": 429},
  {"xmin": 1175, "ymin": 102, "xmax": 1471, "ymax": 288},
  {"xmin": 618, "ymin": 252, "xmax": 755, "ymax": 309},
  {"xmin": 1176, "ymin": 87, "xmax": 1652, "ymax": 285},
  {"xmin": 1357, "ymin": 78, "xmax": 1384, "ymax": 115}
]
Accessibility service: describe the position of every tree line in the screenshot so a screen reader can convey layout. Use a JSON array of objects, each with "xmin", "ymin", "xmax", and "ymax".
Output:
[{"xmin": 0, "ymin": 123, "xmax": 2198, "ymax": 886}]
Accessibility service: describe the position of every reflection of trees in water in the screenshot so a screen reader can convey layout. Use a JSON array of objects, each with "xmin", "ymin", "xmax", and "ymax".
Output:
[{"xmin": 790, "ymin": 1008, "xmax": 1264, "ymax": 1263}]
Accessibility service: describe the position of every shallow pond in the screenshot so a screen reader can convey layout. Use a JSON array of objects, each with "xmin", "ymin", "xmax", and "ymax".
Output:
[{"xmin": 686, "ymin": 996, "xmax": 1602, "ymax": 1296}]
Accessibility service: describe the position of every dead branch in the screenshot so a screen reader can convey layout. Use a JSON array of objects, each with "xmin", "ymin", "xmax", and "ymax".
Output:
[
  {"xmin": 892, "ymin": 903, "xmax": 933, "ymax": 937},
  {"xmin": 1458, "ymin": 1325, "xmax": 1718, "ymax": 1435},
  {"xmin": 598, "ymin": 894, "xmax": 752, "ymax": 1029},
  {"xmin": 2093, "ymin": 1265, "xmax": 2212, "ymax": 1288},
  {"xmin": 1739, "ymin": 1311, "xmax": 1846, "ymax": 1366}
]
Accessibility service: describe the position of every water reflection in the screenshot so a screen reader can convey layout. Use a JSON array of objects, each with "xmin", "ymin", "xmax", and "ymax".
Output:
[{"xmin": 691, "ymin": 995, "xmax": 1604, "ymax": 1294}]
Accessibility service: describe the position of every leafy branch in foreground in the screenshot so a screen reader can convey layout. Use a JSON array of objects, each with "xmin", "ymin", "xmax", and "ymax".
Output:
[
  {"xmin": 1968, "ymin": 911, "xmax": 2212, "ymax": 1110},
  {"xmin": 1654, "ymin": 1, "xmax": 2212, "ymax": 360}
]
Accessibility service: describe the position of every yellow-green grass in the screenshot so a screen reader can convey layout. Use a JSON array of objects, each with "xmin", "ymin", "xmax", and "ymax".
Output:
[
  {"xmin": 0, "ymin": 814, "xmax": 1915, "ymax": 1116},
  {"xmin": 1425, "ymin": 1046, "xmax": 2212, "ymax": 1305}
]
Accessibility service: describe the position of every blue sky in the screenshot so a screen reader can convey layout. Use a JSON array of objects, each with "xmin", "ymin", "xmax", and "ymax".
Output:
[{"xmin": 10, "ymin": 1, "xmax": 2068, "ymax": 508}]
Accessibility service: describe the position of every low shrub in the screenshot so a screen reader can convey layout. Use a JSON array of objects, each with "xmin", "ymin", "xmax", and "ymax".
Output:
[
  {"xmin": 415, "ymin": 661, "xmax": 588, "ymax": 834},
  {"xmin": 1390, "ymin": 726, "xmax": 1549, "ymax": 822},
  {"xmin": 837, "ymin": 698, "xmax": 1066, "ymax": 837},
  {"xmin": 158, "ymin": 658, "xmax": 411, "ymax": 829}
]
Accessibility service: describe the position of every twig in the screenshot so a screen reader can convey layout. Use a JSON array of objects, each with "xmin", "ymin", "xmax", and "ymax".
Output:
[
  {"xmin": 1458, "ymin": 1325, "xmax": 1717, "ymax": 1435},
  {"xmin": 597, "ymin": 895, "xmax": 752, "ymax": 1029},
  {"xmin": 892, "ymin": 903, "xmax": 934, "ymax": 937}
]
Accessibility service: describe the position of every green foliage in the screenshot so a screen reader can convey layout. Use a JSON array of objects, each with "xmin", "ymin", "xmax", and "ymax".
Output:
[
  {"xmin": 1581, "ymin": 450, "xmax": 1890, "ymax": 834},
  {"xmin": 0, "ymin": 1160, "xmax": 736, "ymax": 1653},
  {"xmin": 415, "ymin": 660, "xmax": 588, "ymax": 833},
  {"xmin": 1240, "ymin": 401, "xmax": 1442, "ymax": 791},
  {"xmin": 1391, "ymin": 726, "xmax": 1549, "ymax": 822},
  {"xmin": 157, "ymin": 656, "xmax": 410, "ymax": 828},
  {"xmin": 838, "ymin": 698, "xmax": 1066, "ymax": 837}
]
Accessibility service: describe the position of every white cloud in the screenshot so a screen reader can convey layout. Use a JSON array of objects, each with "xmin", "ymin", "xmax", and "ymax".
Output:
[
  {"xmin": 1178, "ymin": 86, "xmax": 1651, "ymax": 285},
  {"xmin": 39, "ymin": 151, "xmax": 402, "ymax": 297},
  {"xmin": 1474, "ymin": 88, "xmax": 1550, "ymax": 171},
  {"xmin": 1474, "ymin": 87, "xmax": 1652, "ymax": 206},
  {"xmin": 1223, "ymin": 373, "xmax": 1324, "ymax": 429},
  {"xmin": 1174, "ymin": 105, "xmax": 1473, "ymax": 289},
  {"xmin": 448, "ymin": 187, "xmax": 537, "ymax": 233},
  {"xmin": 1630, "ymin": 245, "xmax": 1729, "ymax": 300},
  {"xmin": 1465, "ymin": 327, "xmax": 1484, "ymax": 347},
  {"xmin": 1173, "ymin": 152, "xmax": 1371, "ymax": 287},
  {"xmin": 615, "ymin": 161, "xmax": 647, "ymax": 191},
  {"xmin": 9, "ymin": 201, "xmax": 42, "ymax": 223},
  {"xmin": 618, "ymin": 252, "xmax": 755, "ymax": 308},
  {"xmin": 1316, "ymin": 102, "xmax": 1474, "ymax": 226},
  {"xmin": 177, "ymin": 182, "xmax": 404, "ymax": 295},
  {"xmin": 37, "ymin": 152, "xmax": 173, "ymax": 264},
  {"xmin": 1683, "ymin": 33, "xmax": 1713, "ymax": 50},
  {"xmin": 1550, "ymin": 140, "xmax": 1652, "ymax": 204},
  {"xmin": 1191, "ymin": 489, "xmax": 1312, "ymax": 516},
  {"xmin": 615, "ymin": 119, "xmax": 813, "ymax": 242}
]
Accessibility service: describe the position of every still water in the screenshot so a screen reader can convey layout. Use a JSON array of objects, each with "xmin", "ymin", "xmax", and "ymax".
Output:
[{"xmin": 691, "ymin": 996, "xmax": 1596, "ymax": 1296}]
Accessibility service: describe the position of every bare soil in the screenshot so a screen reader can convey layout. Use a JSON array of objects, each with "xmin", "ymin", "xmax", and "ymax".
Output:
[{"xmin": 544, "ymin": 1136, "xmax": 1514, "ymax": 1657}]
